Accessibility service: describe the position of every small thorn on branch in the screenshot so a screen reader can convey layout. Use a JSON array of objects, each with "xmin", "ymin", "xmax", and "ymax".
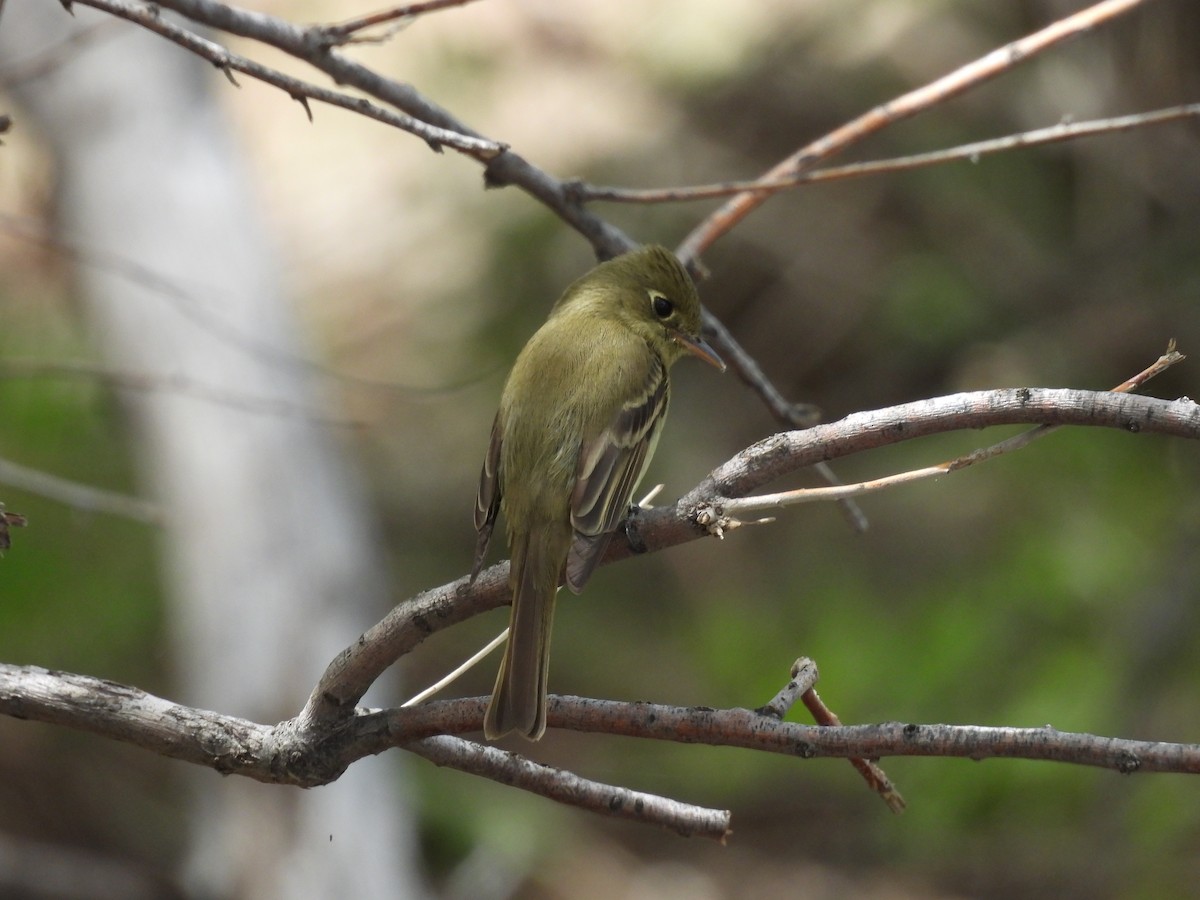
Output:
[
  {"xmin": 291, "ymin": 94, "xmax": 314, "ymax": 122},
  {"xmin": 215, "ymin": 60, "xmax": 240, "ymax": 88}
]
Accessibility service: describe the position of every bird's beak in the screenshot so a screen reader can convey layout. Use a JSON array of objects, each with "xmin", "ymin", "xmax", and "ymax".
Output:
[{"xmin": 672, "ymin": 330, "xmax": 726, "ymax": 372}]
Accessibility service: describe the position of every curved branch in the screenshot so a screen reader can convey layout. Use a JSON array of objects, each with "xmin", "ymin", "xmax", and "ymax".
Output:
[
  {"xmin": 2, "ymin": 373, "xmax": 1197, "ymax": 829},
  {"xmin": 303, "ymin": 388, "xmax": 1199, "ymax": 725}
]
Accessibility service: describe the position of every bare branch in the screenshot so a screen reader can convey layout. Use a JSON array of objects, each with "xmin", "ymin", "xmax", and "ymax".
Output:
[
  {"xmin": 758, "ymin": 657, "xmax": 820, "ymax": 720},
  {"xmin": 718, "ymin": 346, "xmax": 1187, "ymax": 520},
  {"xmin": 691, "ymin": 388, "xmax": 1197, "ymax": 506},
  {"xmin": 71, "ymin": 0, "xmax": 504, "ymax": 160},
  {"xmin": 316, "ymin": 0, "xmax": 487, "ymax": 47},
  {"xmin": 678, "ymin": 0, "xmax": 1162, "ymax": 263},
  {"xmin": 533, "ymin": 697, "xmax": 1200, "ymax": 775},
  {"xmin": 17, "ymin": 0, "xmax": 1197, "ymax": 832},
  {"xmin": 0, "ymin": 358, "xmax": 363, "ymax": 427},
  {"xmin": 6, "ymin": 663, "xmax": 1199, "ymax": 820},
  {"xmin": 116, "ymin": 0, "xmax": 635, "ymax": 259},
  {"xmin": 757, "ymin": 658, "xmax": 906, "ymax": 813},
  {"xmin": 63, "ymin": 0, "xmax": 1174, "ymax": 531},
  {"xmin": 404, "ymin": 735, "xmax": 732, "ymax": 840},
  {"xmin": 0, "ymin": 455, "xmax": 160, "ymax": 524},
  {"xmin": 304, "ymin": 388, "xmax": 1200, "ymax": 727},
  {"xmin": 698, "ymin": 312, "xmax": 869, "ymax": 533},
  {"xmin": 0, "ymin": 664, "xmax": 276, "ymax": 778},
  {"xmin": 578, "ymin": 104, "xmax": 1200, "ymax": 205}
]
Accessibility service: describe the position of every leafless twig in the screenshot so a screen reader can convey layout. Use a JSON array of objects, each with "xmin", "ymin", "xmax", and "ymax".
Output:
[
  {"xmin": 0, "ymin": 455, "xmax": 160, "ymax": 524},
  {"xmin": 715, "ymin": 345, "xmax": 1185, "ymax": 521},
  {"xmin": 71, "ymin": 0, "xmax": 504, "ymax": 156},
  {"xmin": 302, "ymin": 387, "xmax": 1200, "ymax": 730},
  {"xmin": 678, "ymin": 0, "xmax": 1160, "ymax": 264},
  {"xmin": 4, "ymin": 658, "xmax": 1199, "ymax": 841},
  {"xmin": 578, "ymin": 104, "xmax": 1200, "ymax": 205},
  {"xmin": 316, "ymin": 0, "xmax": 486, "ymax": 47}
]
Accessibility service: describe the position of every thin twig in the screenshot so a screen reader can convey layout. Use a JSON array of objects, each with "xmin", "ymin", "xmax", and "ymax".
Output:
[
  {"xmin": 757, "ymin": 657, "xmax": 820, "ymax": 720},
  {"xmin": 0, "ymin": 456, "xmax": 161, "ymax": 524},
  {"xmin": 317, "ymin": 0, "xmax": 486, "ymax": 46},
  {"xmin": 0, "ymin": 359, "xmax": 361, "ymax": 427},
  {"xmin": 757, "ymin": 658, "xmax": 905, "ymax": 812},
  {"xmin": 71, "ymin": 0, "xmax": 505, "ymax": 159},
  {"xmin": 580, "ymin": 104, "xmax": 1200, "ymax": 204},
  {"xmin": 401, "ymin": 629, "xmax": 507, "ymax": 707},
  {"xmin": 716, "ymin": 343, "xmax": 1186, "ymax": 520},
  {"xmin": 800, "ymin": 684, "xmax": 906, "ymax": 814},
  {"xmin": 678, "ymin": 0, "xmax": 1159, "ymax": 263},
  {"xmin": 699, "ymin": 311, "xmax": 869, "ymax": 533},
  {"xmin": 0, "ymin": 213, "xmax": 484, "ymax": 397}
]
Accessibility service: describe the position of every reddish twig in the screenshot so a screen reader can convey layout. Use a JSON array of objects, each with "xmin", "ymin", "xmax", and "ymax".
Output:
[{"xmin": 678, "ymin": 0, "xmax": 1160, "ymax": 265}]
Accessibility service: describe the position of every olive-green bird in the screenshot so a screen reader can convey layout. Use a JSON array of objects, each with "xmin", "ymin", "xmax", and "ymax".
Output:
[{"xmin": 472, "ymin": 244, "xmax": 725, "ymax": 741}]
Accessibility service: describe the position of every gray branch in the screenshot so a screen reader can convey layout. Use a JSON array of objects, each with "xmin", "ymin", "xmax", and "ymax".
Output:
[{"xmin": 3, "ymin": 389, "xmax": 1197, "ymax": 834}]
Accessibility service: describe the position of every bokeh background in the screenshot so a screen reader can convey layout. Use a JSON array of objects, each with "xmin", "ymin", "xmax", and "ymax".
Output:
[{"xmin": 2, "ymin": 1, "xmax": 1199, "ymax": 897}]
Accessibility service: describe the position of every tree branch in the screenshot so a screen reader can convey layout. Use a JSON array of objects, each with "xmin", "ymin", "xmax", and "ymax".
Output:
[
  {"xmin": 70, "ymin": 0, "xmax": 504, "ymax": 158},
  {"xmin": 5, "ymin": 661, "xmax": 1199, "ymax": 841},
  {"xmin": 303, "ymin": 388, "xmax": 1198, "ymax": 726},
  {"xmin": 13, "ymin": 0, "xmax": 1196, "ymax": 835},
  {"xmin": 404, "ymin": 735, "xmax": 733, "ymax": 840},
  {"xmin": 677, "ymin": 0, "xmax": 1161, "ymax": 263},
  {"xmin": 576, "ymin": 104, "xmax": 1200, "ymax": 205},
  {"xmin": 316, "ymin": 0, "xmax": 487, "ymax": 48},
  {"xmin": 4, "ymin": 376, "xmax": 1198, "ymax": 826},
  {"xmin": 60, "ymin": 0, "xmax": 1177, "ymax": 514},
  {"xmin": 0, "ymin": 454, "xmax": 161, "ymax": 524}
]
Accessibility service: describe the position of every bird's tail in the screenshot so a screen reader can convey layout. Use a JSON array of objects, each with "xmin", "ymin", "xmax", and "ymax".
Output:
[{"xmin": 484, "ymin": 530, "xmax": 563, "ymax": 740}]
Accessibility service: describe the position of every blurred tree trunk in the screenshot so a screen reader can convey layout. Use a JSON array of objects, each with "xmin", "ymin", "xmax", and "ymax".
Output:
[{"xmin": 0, "ymin": 4, "xmax": 426, "ymax": 898}]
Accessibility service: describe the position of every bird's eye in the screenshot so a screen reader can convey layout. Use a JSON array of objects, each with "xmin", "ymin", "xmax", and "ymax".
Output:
[{"xmin": 650, "ymin": 292, "xmax": 674, "ymax": 319}]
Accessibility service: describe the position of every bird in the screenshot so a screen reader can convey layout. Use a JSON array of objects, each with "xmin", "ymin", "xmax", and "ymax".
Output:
[{"xmin": 471, "ymin": 244, "xmax": 725, "ymax": 740}]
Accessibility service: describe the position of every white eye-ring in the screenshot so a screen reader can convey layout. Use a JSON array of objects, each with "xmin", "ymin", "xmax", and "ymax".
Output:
[{"xmin": 649, "ymin": 290, "xmax": 674, "ymax": 319}]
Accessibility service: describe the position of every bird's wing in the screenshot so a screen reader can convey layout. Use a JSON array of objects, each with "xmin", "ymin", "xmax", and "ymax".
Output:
[
  {"xmin": 565, "ymin": 353, "xmax": 669, "ymax": 592},
  {"xmin": 471, "ymin": 411, "xmax": 503, "ymax": 582}
]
